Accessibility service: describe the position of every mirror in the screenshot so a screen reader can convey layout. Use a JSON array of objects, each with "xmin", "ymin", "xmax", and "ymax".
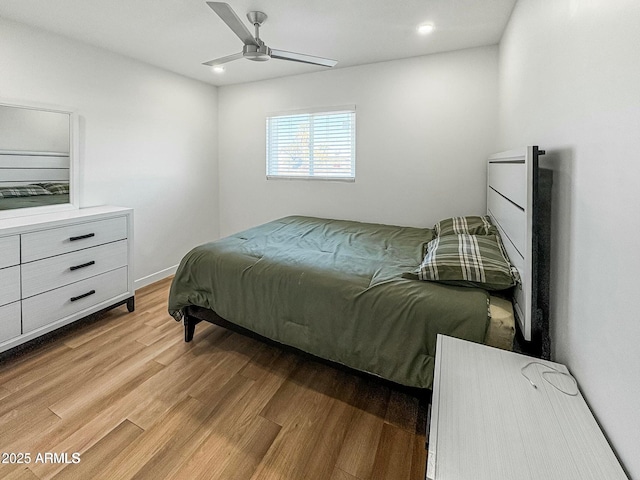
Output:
[{"xmin": 0, "ymin": 101, "xmax": 77, "ymax": 218}]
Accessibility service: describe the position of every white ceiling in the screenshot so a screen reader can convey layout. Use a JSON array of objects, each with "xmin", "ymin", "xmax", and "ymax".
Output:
[{"xmin": 0, "ymin": 0, "xmax": 516, "ymax": 86}]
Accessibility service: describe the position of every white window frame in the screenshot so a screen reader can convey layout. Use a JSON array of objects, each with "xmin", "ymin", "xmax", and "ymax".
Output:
[{"xmin": 266, "ymin": 105, "xmax": 356, "ymax": 181}]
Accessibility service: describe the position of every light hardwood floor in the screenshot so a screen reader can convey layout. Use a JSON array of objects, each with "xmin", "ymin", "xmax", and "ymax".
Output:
[{"xmin": 0, "ymin": 277, "xmax": 428, "ymax": 480}]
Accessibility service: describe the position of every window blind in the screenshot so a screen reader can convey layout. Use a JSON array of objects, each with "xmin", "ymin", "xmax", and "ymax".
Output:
[{"xmin": 266, "ymin": 107, "xmax": 355, "ymax": 180}]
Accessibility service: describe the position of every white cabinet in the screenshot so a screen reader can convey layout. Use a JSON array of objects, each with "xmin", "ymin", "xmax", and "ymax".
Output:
[
  {"xmin": 426, "ymin": 335, "xmax": 628, "ymax": 480},
  {"xmin": 0, "ymin": 206, "xmax": 134, "ymax": 354}
]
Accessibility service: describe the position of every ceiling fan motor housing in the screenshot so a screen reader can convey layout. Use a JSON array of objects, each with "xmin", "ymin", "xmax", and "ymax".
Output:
[
  {"xmin": 243, "ymin": 42, "xmax": 271, "ymax": 61},
  {"xmin": 243, "ymin": 11, "xmax": 270, "ymax": 61}
]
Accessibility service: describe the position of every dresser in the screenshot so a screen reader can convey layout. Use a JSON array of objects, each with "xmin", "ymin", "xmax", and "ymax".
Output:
[
  {"xmin": 0, "ymin": 206, "xmax": 134, "ymax": 354},
  {"xmin": 426, "ymin": 335, "xmax": 628, "ymax": 480}
]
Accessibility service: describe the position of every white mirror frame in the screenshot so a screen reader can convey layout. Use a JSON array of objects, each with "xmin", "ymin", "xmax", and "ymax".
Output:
[{"xmin": 0, "ymin": 98, "xmax": 79, "ymax": 220}]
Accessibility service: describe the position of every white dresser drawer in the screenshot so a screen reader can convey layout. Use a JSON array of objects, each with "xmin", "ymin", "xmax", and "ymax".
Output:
[
  {"xmin": 0, "ymin": 266, "xmax": 21, "ymax": 306},
  {"xmin": 0, "ymin": 235, "xmax": 20, "ymax": 269},
  {"xmin": 0, "ymin": 301, "xmax": 21, "ymax": 344},
  {"xmin": 22, "ymin": 240, "xmax": 128, "ymax": 298},
  {"xmin": 21, "ymin": 216, "xmax": 127, "ymax": 262},
  {"xmin": 22, "ymin": 267, "xmax": 128, "ymax": 334}
]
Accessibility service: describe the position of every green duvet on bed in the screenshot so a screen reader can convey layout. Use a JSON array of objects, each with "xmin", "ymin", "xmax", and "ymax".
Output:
[
  {"xmin": 168, "ymin": 216, "xmax": 489, "ymax": 388},
  {"xmin": 0, "ymin": 193, "xmax": 69, "ymax": 210}
]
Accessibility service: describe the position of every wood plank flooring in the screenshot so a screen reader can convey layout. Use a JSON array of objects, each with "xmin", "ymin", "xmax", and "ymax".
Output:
[{"xmin": 0, "ymin": 277, "xmax": 428, "ymax": 480}]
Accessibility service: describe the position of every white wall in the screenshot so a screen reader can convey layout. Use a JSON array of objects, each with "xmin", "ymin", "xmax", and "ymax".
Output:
[
  {"xmin": 0, "ymin": 19, "xmax": 219, "ymax": 287},
  {"xmin": 218, "ymin": 46, "xmax": 498, "ymax": 236},
  {"xmin": 499, "ymin": 1, "xmax": 640, "ymax": 477}
]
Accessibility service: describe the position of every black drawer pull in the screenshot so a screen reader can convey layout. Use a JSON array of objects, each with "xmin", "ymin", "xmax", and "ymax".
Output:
[
  {"xmin": 70, "ymin": 261, "xmax": 95, "ymax": 271},
  {"xmin": 69, "ymin": 233, "xmax": 95, "ymax": 242},
  {"xmin": 70, "ymin": 290, "xmax": 96, "ymax": 302}
]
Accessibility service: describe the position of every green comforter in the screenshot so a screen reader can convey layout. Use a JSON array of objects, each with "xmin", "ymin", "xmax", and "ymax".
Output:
[
  {"xmin": 0, "ymin": 193, "xmax": 69, "ymax": 210},
  {"xmin": 168, "ymin": 216, "xmax": 489, "ymax": 388}
]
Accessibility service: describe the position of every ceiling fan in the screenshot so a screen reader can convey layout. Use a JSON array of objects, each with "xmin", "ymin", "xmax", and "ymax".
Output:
[{"xmin": 203, "ymin": 2, "xmax": 337, "ymax": 68}]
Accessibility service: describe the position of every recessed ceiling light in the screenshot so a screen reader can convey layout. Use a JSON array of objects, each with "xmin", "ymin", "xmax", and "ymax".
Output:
[
  {"xmin": 212, "ymin": 65, "xmax": 225, "ymax": 73},
  {"xmin": 417, "ymin": 23, "xmax": 434, "ymax": 35}
]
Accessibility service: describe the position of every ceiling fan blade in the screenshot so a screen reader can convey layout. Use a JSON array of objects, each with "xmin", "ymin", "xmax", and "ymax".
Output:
[
  {"xmin": 270, "ymin": 49, "xmax": 337, "ymax": 67},
  {"xmin": 206, "ymin": 2, "xmax": 258, "ymax": 47},
  {"xmin": 202, "ymin": 52, "xmax": 244, "ymax": 67}
]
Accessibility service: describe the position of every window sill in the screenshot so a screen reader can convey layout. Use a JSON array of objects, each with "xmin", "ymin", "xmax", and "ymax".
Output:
[{"xmin": 266, "ymin": 176, "xmax": 355, "ymax": 183}]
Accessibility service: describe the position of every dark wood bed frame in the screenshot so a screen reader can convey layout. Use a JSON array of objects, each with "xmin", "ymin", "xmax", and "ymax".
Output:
[
  {"xmin": 184, "ymin": 304, "xmax": 431, "ymax": 397},
  {"xmin": 184, "ymin": 306, "xmax": 307, "ymax": 347}
]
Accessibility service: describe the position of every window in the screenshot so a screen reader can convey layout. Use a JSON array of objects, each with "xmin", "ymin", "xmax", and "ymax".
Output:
[{"xmin": 266, "ymin": 106, "xmax": 356, "ymax": 181}]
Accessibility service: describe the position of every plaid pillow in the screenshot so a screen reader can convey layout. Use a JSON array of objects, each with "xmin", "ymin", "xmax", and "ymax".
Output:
[
  {"xmin": 35, "ymin": 183, "xmax": 70, "ymax": 195},
  {"xmin": 434, "ymin": 215, "xmax": 498, "ymax": 236},
  {"xmin": 417, "ymin": 234, "xmax": 518, "ymax": 290},
  {"xmin": 0, "ymin": 185, "xmax": 52, "ymax": 198}
]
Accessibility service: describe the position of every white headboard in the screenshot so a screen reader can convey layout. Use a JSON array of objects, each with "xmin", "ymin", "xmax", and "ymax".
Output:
[
  {"xmin": 487, "ymin": 146, "xmax": 544, "ymax": 342},
  {"xmin": 0, "ymin": 150, "xmax": 70, "ymax": 185}
]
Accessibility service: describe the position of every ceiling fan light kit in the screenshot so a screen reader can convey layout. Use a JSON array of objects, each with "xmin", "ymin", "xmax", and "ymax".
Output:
[
  {"xmin": 203, "ymin": 2, "xmax": 337, "ymax": 69},
  {"xmin": 417, "ymin": 23, "xmax": 435, "ymax": 35}
]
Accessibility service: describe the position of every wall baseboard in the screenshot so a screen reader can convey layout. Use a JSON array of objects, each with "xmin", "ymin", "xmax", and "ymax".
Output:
[{"xmin": 134, "ymin": 264, "xmax": 178, "ymax": 290}]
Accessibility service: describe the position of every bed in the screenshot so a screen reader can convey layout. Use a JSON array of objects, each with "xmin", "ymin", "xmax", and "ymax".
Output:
[
  {"xmin": 0, "ymin": 186, "xmax": 69, "ymax": 210},
  {"xmin": 0, "ymin": 149, "xmax": 71, "ymax": 211},
  {"xmin": 168, "ymin": 146, "xmax": 548, "ymax": 388}
]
